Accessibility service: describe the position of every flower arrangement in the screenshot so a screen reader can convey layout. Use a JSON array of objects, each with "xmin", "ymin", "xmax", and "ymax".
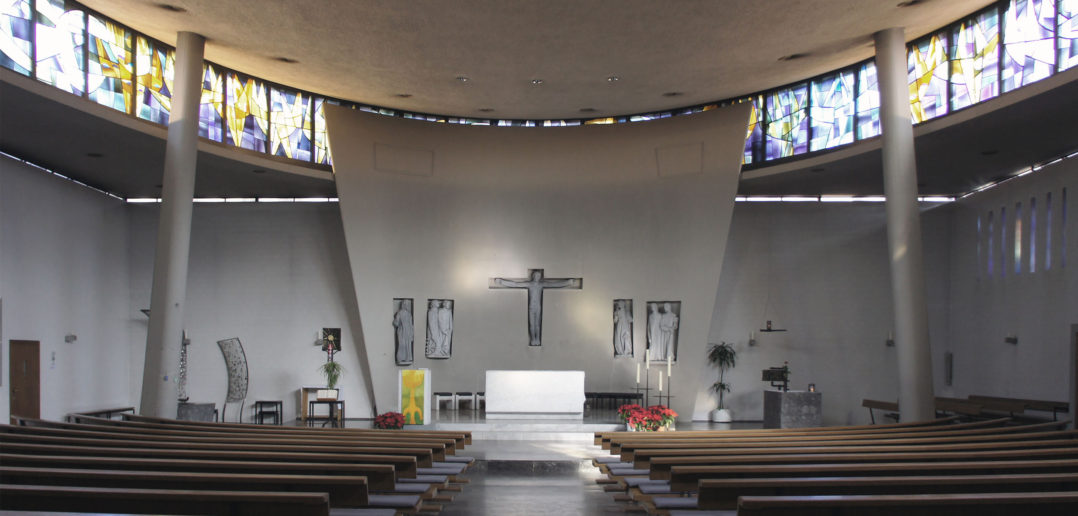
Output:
[
  {"xmin": 618, "ymin": 403, "xmax": 677, "ymax": 431},
  {"xmin": 374, "ymin": 411, "xmax": 405, "ymax": 429}
]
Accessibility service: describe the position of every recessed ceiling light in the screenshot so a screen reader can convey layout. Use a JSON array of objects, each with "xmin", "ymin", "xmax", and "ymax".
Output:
[
  {"xmin": 85, "ymin": 152, "xmax": 103, "ymax": 158},
  {"xmin": 477, "ymin": 107, "xmax": 495, "ymax": 113},
  {"xmin": 607, "ymin": 75, "xmax": 620, "ymax": 83},
  {"xmin": 896, "ymin": 0, "xmax": 923, "ymax": 7},
  {"xmin": 274, "ymin": 56, "xmax": 299, "ymax": 64},
  {"xmin": 662, "ymin": 91, "xmax": 683, "ymax": 97},
  {"xmin": 394, "ymin": 93, "xmax": 413, "ymax": 98},
  {"xmin": 777, "ymin": 53, "xmax": 808, "ymax": 61},
  {"xmin": 531, "ymin": 79, "xmax": 544, "ymax": 85},
  {"xmin": 579, "ymin": 108, "xmax": 597, "ymax": 113},
  {"xmin": 155, "ymin": 3, "xmax": 187, "ymax": 13},
  {"xmin": 456, "ymin": 75, "xmax": 470, "ymax": 83}
]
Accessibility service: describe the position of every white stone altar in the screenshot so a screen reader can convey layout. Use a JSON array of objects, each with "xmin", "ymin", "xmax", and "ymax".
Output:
[{"xmin": 485, "ymin": 370, "xmax": 585, "ymax": 419}]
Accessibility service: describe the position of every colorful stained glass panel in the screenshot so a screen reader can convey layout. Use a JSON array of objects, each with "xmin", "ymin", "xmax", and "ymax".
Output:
[
  {"xmin": 765, "ymin": 84, "xmax": 809, "ymax": 160},
  {"xmin": 225, "ymin": 73, "xmax": 269, "ymax": 152},
  {"xmin": 1001, "ymin": 0, "xmax": 1056, "ymax": 92},
  {"xmin": 199, "ymin": 63, "xmax": 223, "ymax": 141},
  {"xmin": 314, "ymin": 97, "xmax": 338, "ymax": 165},
  {"xmin": 1060, "ymin": 0, "xmax": 1078, "ymax": 71},
  {"xmin": 856, "ymin": 61, "xmax": 880, "ymax": 139},
  {"xmin": 1, "ymin": 0, "xmax": 32, "ymax": 75},
  {"xmin": 87, "ymin": 14, "xmax": 132, "ymax": 113},
  {"xmin": 951, "ymin": 8, "xmax": 1000, "ymax": 110},
  {"xmin": 740, "ymin": 96, "xmax": 762, "ymax": 165},
  {"xmin": 270, "ymin": 87, "xmax": 312, "ymax": 161},
  {"xmin": 810, "ymin": 70, "xmax": 855, "ymax": 151},
  {"xmin": 135, "ymin": 35, "xmax": 174, "ymax": 125},
  {"xmin": 35, "ymin": 0, "xmax": 84, "ymax": 95},
  {"xmin": 908, "ymin": 31, "xmax": 949, "ymax": 123}
]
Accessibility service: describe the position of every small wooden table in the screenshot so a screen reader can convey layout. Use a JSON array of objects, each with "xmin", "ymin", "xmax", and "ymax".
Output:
[{"xmin": 308, "ymin": 399, "xmax": 345, "ymax": 427}]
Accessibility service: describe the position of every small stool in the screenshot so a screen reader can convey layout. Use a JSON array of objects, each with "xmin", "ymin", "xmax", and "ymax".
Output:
[
  {"xmin": 475, "ymin": 391, "xmax": 485, "ymax": 410},
  {"xmin": 254, "ymin": 400, "xmax": 283, "ymax": 425},
  {"xmin": 454, "ymin": 392, "xmax": 475, "ymax": 410},
  {"xmin": 433, "ymin": 392, "xmax": 454, "ymax": 411}
]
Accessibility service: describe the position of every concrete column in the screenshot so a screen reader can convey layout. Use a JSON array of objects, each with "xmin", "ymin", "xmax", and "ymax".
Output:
[
  {"xmin": 874, "ymin": 27, "xmax": 935, "ymax": 422},
  {"xmin": 140, "ymin": 32, "xmax": 205, "ymax": 418}
]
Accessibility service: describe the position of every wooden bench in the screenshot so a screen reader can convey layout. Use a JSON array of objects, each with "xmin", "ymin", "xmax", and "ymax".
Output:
[
  {"xmin": 735, "ymin": 491, "xmax": 1078, "ymax": 516},
  {"xmin": 861, "ymin": 399, "xmax": 900, "ymax": 424},
  {"xmin": 934, "ymin": 396, "xmax": 985, "ymax": 416},
  {"xmin": 0, "ymin": 484, "xmax": 332, "ymax": 516},
  {"xmin": 697, "ymin": 472, "xmax": 1078, "ymax": 510},
  {"xmin": 970, "ymin": 395, "xmax": 1070, "ymax": 421},
  {"xmin": 65, "ymin": 406, "xmax": 136, "ymax": 422}
]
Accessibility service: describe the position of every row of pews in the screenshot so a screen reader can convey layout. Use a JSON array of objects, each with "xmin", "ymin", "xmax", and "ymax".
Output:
[
  {"xmin": 592, "ymin": 416, "xmax": 1078, "ymax": 515},
  {"xmin": 863, "ymin": 394, "xmax": 1070, "ymax": 423},
  {"xmin": 0, "ymin": 410, "xmax": 474, "ymax": 515}
]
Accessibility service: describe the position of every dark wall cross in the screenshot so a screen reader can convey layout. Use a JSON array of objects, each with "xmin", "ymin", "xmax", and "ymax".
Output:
[{"xmin": 489, "ymin": 269, "xmax": 583, "ymax": 346}]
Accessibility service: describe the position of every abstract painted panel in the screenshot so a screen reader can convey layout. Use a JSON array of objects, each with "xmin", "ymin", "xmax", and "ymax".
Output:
[
  {"xmin": 810, "ymin": 70, "xmax": 855, "ymax": 151},
  {"xmin": 400, "ymin": 369, "xmax": 424, "ymax": 424},
  {"xmin": 1001, "ymin": 0, "xmax": 1056, "ymax": 92},
  {"xmin": 87, "ymin": 14, "xmax": 132, "ymax": 113},
  {"xmin": 35, "ymin": 0, "xmax": 84, "ymax": 95},
  {"xmin": 1060, "ymin": 0, "xmax": 1078, "ymax": 71},
  {"xmin": 765, "ymin": 84, "xmax": 809, "ymax": 160},
  {"xmin": 135, "ymin": 35, "xmax": 173, "ymax": 125},
  {"xmin": 951, "ymin": 7, "xmax": 1000, "ymax": 110},
  {"xmin": 270, "ymin": 86, "xmax": 312, "ymax": 161},
  {"xmin": 225, "ymin": 72, "xmax": 269, "ymax": 152},
  {"xmin": 908, "ymin": 30, "xmax": 949, "ymax": 123},
  {"xmin": 199, "ymin": 63, "xmax": 224, "ymax": 141},
  {"xmin": 856, "ymin": 61, "xmax": 880, "ymax": 139},
  {"xmin": 314, "ymin": 97, "xmax": 338, "ymax": 165},
  {"xmin": 1, "ymin": 0, "xmax": 33, "ymax": 75}
]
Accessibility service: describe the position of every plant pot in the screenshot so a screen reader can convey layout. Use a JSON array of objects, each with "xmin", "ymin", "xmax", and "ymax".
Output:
[{"xmin": 711, "ymin": 408, "xmax": 732, "ymax": 422}]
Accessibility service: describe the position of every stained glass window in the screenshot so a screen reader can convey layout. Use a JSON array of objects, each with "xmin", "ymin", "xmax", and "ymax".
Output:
[
  {"xmin": 35, "ymin": 0, "xmax": 84, "ymax": 95},
  {"xmin": 313, "ymin": 97, "xmax": 338, "ymax": 165},
  {"xmin": 856, "ymin": 61, "xmax": 880, "ymax": 139},
  {"xmin": 199, "ymin": 63, "xmax": 223, "ymax": 141},
  {"xmin": 1, "ymin": 0, "xmax": 32, "ymax": 75},
  {"xmin": 741, "ymin": 96, "xmax": 762, "ymax": 164},
  {"xmin": 270, "ymin": 87, "xmax": 312, "ymax": 161},
  {"xmin": 135, "ymin": 35, "xmax": 173, "ymax": 125},
  {"xmin": 1001, "ymin": 0, "xmax": 1056, "ymax": 92},
  {"xmin": 810, "ymin": 70, "xmax": 855, "ymax": 151},
  {"xmin": 951, "ymin": 8, "xmax": 1000, "ymax": 110},
  {"xmin": 765, "ymin": 84, "xmax": 809, "ymax": 160},
  {"xmin": 225, "ymin": 73, "xmax": 269, "ymax": 152},
  {"xmin": 87, "ymin": 14, "xmax": 132, "ymax": 113},
  {"xmin": 1060, "ymin": 0, "xmax": 1078, "ymax": 71},
  {"xmin": 908, "ymin": 31, "xmax": 949, "ymax": 123}
]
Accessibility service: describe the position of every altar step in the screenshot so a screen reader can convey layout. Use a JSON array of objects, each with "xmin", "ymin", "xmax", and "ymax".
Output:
[{"xmin": 430, "ymin": 419, "xmax": 622, "ymax": 441}]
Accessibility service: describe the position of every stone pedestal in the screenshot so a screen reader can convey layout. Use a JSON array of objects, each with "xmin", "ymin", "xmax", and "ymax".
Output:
[
  {"xmin": 763, "ymin": 390, "xmax": 821, "ymax": 429},
  {"xmin": 177, "ymin": 402, "xmax": 215, "ymax": 422}
]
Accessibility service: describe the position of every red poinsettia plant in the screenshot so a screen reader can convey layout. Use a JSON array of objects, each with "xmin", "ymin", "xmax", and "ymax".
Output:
[
  {"xmin": 618, "ymin": 403, "xmax": 677, "ymax": 431},
  {"xmin": 374, "ymin": 411, "xmax": 405, "ymax": 429}
]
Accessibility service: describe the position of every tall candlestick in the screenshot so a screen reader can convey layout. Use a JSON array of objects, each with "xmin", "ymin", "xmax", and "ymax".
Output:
[
  {"xmin": 636, "ymin": 363, "xmax": 640, "ymax": 383},
  {"xmin": 658, "ymin": 371, "xmax": 663, "ymax": 392}
]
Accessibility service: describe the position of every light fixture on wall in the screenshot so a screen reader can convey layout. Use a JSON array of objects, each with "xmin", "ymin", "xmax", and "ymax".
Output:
[
  {"xmin": 64, "ymin": 334, "xmax": 77, "ymax": 343},
  {"xmin": 1004, "ymin": 335, "xmax": 1018, "ymax": 345},
  {"xmin": 886, "ymin": 330, "xmax": 895, "ymax": 347},
  {"xmin": 748, "ymin": 331, "xmax": 757, "ymax": 347}
]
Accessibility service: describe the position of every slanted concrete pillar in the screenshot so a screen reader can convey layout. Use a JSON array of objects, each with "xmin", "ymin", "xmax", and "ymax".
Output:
[
  {"xmin": 874, "ymin": 27, "xmax": 935, "ymax": 422},
  {"xmin": 140, "ymin": 32, "xmax": 205, "ymax": 418}
]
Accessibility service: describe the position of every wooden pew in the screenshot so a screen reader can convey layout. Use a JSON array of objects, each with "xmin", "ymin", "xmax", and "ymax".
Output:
[
  {"xmin": 648, "ymin": 445, "xmax": 1078, "ymax": 480},
  {"xmin": 0, "ymin": 484, "xmax": 332, "ymax": 516},
  {"xmin": 970, "ymin": 395, "xmax": 1070, "ymax": 421},
  {"xmin": 0, "ymin": 452, "xmax": 398, "ymax": 491},
  {"xmin": 0, "ymin": 465, "xmax": 370, "ymax": 508},
  {"xmin": 697, "ymin": 472, "xmax": 1078, "ymax": 510},
  {"xmin": 735, "ymin": 491, "xmax": 1078, "ymax": 516},
  {"xmin": 65, "ymin": 406, "xmax": 135, "ymax": 422},
  {"xmin": 668, "ymin": 458, "xmax": 1078, "ymax": 492},
  {"xmin": 861, "ymin": 399, "xmax": 899, "ymax": 424},
  {"xmin": 935, "ymin": 396, "xmax": 984, "ymax": 416}
]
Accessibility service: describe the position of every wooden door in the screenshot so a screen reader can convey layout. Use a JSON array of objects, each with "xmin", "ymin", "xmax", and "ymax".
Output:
[{"xmin": 9, "ymin": 340, "xmax": 40, "ymax": 419}]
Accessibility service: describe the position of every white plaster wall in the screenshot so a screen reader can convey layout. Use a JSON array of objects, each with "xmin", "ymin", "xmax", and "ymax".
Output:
[
  {"xmin": 0, "ymin": 155, "xmax": 134, "ymax": 421},
  {"xmin": 127, "ymin": 202, "xmax": 374, "ymax": 421},
  {"xmin": 328, "ymin": 107, "xmax": 750, "ymax": 421},
  {"xmin": 943, "ymin": 158, "xmax": 1077, "ymax": 407}
]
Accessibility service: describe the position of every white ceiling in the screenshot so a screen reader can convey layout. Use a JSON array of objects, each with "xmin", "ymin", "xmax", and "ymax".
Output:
[{"xmin": 79, "ymin": 0, "xmax": 995, "ymax": 120}]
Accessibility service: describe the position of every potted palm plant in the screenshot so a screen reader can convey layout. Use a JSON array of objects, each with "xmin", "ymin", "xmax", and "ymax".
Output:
[
  {"xmin": 318, "ymin": 360, "xmax": 343, "ymax": 400},
  {"xmin": 707, "ymin": 342, "xmax": 737, "ymax": 422}
]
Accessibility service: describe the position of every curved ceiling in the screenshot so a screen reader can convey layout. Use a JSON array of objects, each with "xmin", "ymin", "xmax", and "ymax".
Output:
[{"xmin": 80, "ymin": 0, "xmax": 994, "ymax": 120}]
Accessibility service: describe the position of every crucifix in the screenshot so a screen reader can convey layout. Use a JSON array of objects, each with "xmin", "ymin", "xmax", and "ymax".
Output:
[{"xmin": 489, "ymin": 269, "xmax": 582, "ymax": 346}]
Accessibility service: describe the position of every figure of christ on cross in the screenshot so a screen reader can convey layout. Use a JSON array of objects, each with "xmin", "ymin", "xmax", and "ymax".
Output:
[{"xmin": 489, "ymin": 269, "xmax": 583, "ymax": 346}]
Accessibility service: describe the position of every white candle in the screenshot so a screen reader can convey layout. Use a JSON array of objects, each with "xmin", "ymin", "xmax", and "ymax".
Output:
[
  {"xmin": 667, "ymin": 353, "xmax": 672, "ymax": 377},
  {"xmin": 646, "ymin": 349, "xmax": 650, "ymax": 370},
  {"xmin": 658, "ymin": 371, "xmax": 663, "ymax": 392},
  {"xmin": 636, "ymin": 363, "xmax": 640, "ymax": 384}
]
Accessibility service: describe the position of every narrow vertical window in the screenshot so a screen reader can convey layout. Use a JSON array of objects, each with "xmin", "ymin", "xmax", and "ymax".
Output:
[
  {"xmin": 1046, "ymin": 192, "xmax": 1053, "ymax": 270},
  {"xmin": 1000, "ymin": 206, "xmax": 1007, "ymax": 277},
  {"xmin": 1014, "ymin": 201, "xmax": 1023, "ymax": 274},
  {"xmin": 1063, "ymin": 188, "xmax": 1068, "ymax": 268},
  {"xmin": 977, "ymin": 214, "xmax": 983, "ymax": 279},
  {"xmin": 1029, "ymin": 197, "xmax": 1037, "ymax": 273},
  {"xmin": 988, "ymin": 210, "xmax": 995, "ymax": 275}
]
